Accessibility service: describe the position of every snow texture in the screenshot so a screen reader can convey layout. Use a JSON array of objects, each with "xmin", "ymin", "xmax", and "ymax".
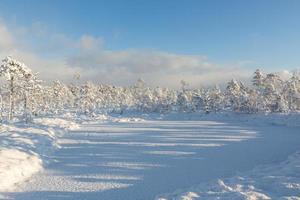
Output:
[
  {"xmin": 0, "ymin": 114, "xmax": 299, "ymax": 200},
  {"xmin": 156, "ymin": 151, "xmax": 300, "ymax": 200},
  {"xmin": 0, "ymin": 117, "xmax": 79, "ymax": 192}
]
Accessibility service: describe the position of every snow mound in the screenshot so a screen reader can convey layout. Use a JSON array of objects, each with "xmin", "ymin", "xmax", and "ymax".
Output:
[
  {"xmin": 94, "ymin": 114, "xmax": 110, "ymax": 121},
  {"xmin": 0, "ymin": 149, "xmax": 42, "ymax": 191},
  {"xmin": 112, "ymin": 117, "xmax": 145, "ymax": 123},
  {"xmin": 34, "ymin": 117, "xmax": 80, "ymax": 130},
  {"xmin": 156, "ymin": 151, "xmax": 300, "ymax": 200},
  {"xmin": 0, "ymin": 117, "xmax": 79, "ymax": 192}
]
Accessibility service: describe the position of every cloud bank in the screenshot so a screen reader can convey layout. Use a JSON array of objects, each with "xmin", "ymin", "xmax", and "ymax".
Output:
[{"xmin": 0, "ymin": 20, "xmax": 251, "ymax": 88}]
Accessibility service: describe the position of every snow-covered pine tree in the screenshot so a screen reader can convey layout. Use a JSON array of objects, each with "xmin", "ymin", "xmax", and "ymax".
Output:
[
  {"xmin": 283, "ymin": 73, "xmax": 300, "ymax": 111},
  {"xmin": 21, "ymin": 72, "xmax": 42, "ymax": 122},
  {"xmin": 176, "ymin": 91, "xmax": 189, "ymax": 112},
  {"xmin": 191, "ymin": 89, "xmax": 203, "ymax": 112},
  {"xmin": 238, "ymin": 81, "xmax": 254, "ymax": 113},
  {"xmin": 79, "ymin": 82, "xmax": 97, "ymax": 115},
  {"xmin": 0, "ymin": 56, "xmax": 32, "ymax": 120},
  {"xmin": 180, "ymin": 80, "xmax": 188, "ymax": 92},
  {"xmin": 263, "ymin": 73, "xmax": 285, "ymax": 112},
  {"xmin": 208, "ymin": 85, "xmax": 224, "ymax": 112},
  {"xmin": 226, "ymin": 79, "xmax": 241, "ymax": 112},
  {"xmin": 252, "ymin": 69, "xmax": 265, "ymax": 89},
  {"xmin": 177, "ymin": 80, "xmax": 192, "ymax": 112}
]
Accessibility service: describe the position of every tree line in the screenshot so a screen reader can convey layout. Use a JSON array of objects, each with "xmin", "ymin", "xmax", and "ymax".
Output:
[{"xmin": 0, "ymin": 56, "xmax": 299, "ymax": 122}]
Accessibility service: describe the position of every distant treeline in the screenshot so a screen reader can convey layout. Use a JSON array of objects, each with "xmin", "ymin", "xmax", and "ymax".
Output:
[{"xmin": 0, "ymin": 56, "xmax": 299, "ymax": 122}]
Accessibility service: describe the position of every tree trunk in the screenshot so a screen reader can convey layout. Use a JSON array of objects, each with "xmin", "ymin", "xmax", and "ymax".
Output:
[
  {"xmin": 24, "ymin": 90, "xmax": 28, "ymax": 122},
  {"xmin": 9, "ymin": 76, "xmax": 14, "ymax": 121},
  {"xmin": 0, "ymin": 94, "xmax": 3, "ymax": 123}
]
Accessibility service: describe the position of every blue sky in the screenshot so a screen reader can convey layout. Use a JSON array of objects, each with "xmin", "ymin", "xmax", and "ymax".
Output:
[{"xmin": 0, "ymin": 0, "xmax": 299, "ymax": 87}]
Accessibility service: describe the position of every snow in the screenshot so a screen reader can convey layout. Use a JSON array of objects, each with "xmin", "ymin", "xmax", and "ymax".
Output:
[
  {"xmin": 33, "ymin": 117, "xmax": 80, "ymax": 130},
  {"xmin": 0, "ymin": 117, "xmax": 79, "ymax": 193},
  {"xmin": 112, "ymin": 117, "xmax": 145, "ymax": 123},
  {"xmin": 12, "ymin": 173, "xmax": 134, "ymax": 193},
  {"xmin": 158, "ymin": 112, "xmax": 300, "ymax": 128},
  {"xmin": 1, "ymin": 113, "xmax": 299, "ymax": 199},
  {"xmin": 0, "ymin": 149, "xmax": 42, "ymax": 192},
  {"xmin": 0, "ymin": 41, "xmax": 299, "ymax": 200},
  {"xmin": 143, "ymin": 151, "xmax": 196, "ymax": 156},
  {"xmin": 156, "ymin": 151, "xmax": 300, "ymax": 200}
]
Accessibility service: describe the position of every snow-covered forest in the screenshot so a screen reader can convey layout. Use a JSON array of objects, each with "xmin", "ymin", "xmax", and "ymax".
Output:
[{"xmin": 0, "ymin": 56, "xmax": 299, "ymax": 122}]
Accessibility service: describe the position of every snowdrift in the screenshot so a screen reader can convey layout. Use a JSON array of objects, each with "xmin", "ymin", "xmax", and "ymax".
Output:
[{"xmin": 0, "ymin": 117, "xmax": 79, "ymax": 192}]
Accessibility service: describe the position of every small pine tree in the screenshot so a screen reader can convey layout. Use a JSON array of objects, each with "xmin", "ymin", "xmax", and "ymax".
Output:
[
  {"xmin": 0, "ymin": 56, "xmax": 32, "ymax": 120},
  {"xmin": 252, "ymin": 69, "xmax": 265, "ymax": 89}
]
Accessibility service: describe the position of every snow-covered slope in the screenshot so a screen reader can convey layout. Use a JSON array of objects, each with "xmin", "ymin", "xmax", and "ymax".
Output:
[
  {"xmin": 0, "ymin": 149, "xmax": 42, "ymax": 192},
  {"xmin": 0, "ymin": 117, "xmax": 79, "ymax": 192}
]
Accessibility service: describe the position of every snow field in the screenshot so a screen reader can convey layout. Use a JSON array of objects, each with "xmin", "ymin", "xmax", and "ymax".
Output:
[
  {"xmin": 156, "ymin": 151, "xmax": 300, "ymax": 200},
  {"xmin": 0, "ymin": 113, "xmax": 299, "ymax": 200}
]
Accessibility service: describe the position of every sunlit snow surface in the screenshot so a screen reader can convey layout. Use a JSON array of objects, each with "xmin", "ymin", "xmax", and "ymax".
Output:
[
  {"xmin": 0, "ymin": 117, "xmax": 79, "ymax": 193},
  {"xmin": 1, "ymin": 114, "xmax": 300, "ymax": 200},
  {"xmin": 156, "ymin": 151, "xmax": 300, "ymax": 200}
]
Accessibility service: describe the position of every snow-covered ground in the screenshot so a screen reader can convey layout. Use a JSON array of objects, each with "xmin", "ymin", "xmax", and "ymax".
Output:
[
  {"xmin": 0, "ymin": 113, "xmax": 299, "ymax": 200},
  {"xmin": 0, "ymin": 117, "xmax": 79, "ymax": 193},
  {"xmin": 156, "ymin": 151, "xmax": 300, "ymax": 200}
]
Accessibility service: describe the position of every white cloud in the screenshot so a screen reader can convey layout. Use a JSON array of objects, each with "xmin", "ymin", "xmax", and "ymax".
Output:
[
  {"xmin": 0, "ymin": 21, "xmax": 15, "ymax": 53},
  {"xmin": 78, "ymin": 35, "xmax": 103, "ymax": 51},
  {"xmin": 0, "ymin": 20, "xmax": 252, "ymax": 88},
  {"xmin": 67, "ymin": 49, "xmax": 252, "ymax": 87}
]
